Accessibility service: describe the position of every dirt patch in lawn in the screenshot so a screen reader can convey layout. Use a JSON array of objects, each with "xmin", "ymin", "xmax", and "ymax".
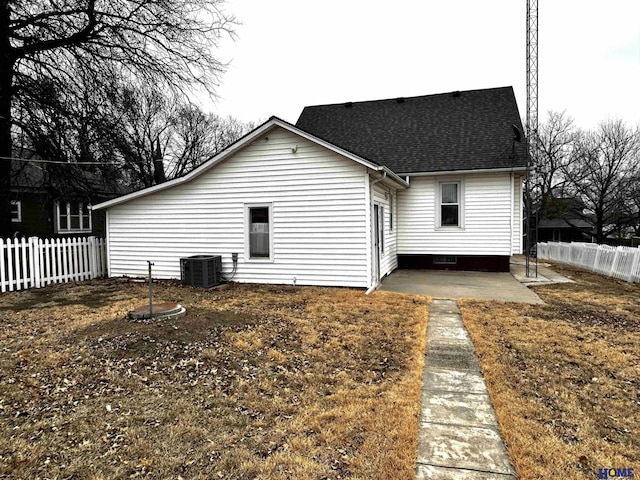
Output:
[
  {"xmin": 0, "ymin": 280, "xmax": 427, "ymax": 479},
  {"xmin": 460, "ymin": 263, "xmax": 639, "ymax": 480}
]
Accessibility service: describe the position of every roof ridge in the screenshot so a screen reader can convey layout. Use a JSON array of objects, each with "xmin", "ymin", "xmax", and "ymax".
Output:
[{"xmin": 300, "ymin": 86, "xmax": 515, "ymax": 110}]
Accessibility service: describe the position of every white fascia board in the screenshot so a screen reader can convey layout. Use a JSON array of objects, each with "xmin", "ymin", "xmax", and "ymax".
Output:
[
  {"xmin": 399, "ymin": 167, "xmax": 527, "ymax": 177},
  {"xmin": 94, "ymin": 117, "xmax": 408, "ymax": 210}
]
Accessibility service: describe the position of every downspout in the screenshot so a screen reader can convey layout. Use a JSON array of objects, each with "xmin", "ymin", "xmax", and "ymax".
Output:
[{"xmin": 366, "ymin": 171, "xmax": 387, "ymax": 295}]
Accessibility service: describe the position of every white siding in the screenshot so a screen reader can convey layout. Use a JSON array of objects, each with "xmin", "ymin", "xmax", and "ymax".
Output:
[
  {"xmin": 397, "ymin": 173, "xmax": 517, "ymax": 255},
  {"xmin": 373, "ymin": 182, "xmax": 398, "ymax": 278},
  {"xmin": 512, "ymin": 175, "xmax": 523, "ymax": 254},
  {"xmin": 107, "ymin": 127, "xmax": 369, "ymax": 287}
]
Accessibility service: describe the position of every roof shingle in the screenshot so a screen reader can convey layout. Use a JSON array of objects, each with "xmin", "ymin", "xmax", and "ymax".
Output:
[{"xmin": 295, "ymin": 86, "xmax": 527, "ymax": 174}]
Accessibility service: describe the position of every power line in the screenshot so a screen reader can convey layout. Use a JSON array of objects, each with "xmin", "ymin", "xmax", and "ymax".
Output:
[{"xmin": 0, "ymin": 156, "xmax": 121, "ymax": 165}]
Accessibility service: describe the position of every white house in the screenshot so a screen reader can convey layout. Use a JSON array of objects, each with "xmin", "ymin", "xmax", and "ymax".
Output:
[{"xmin": 94, "ymin": 87, "xmax": 526, "ymax": 290}]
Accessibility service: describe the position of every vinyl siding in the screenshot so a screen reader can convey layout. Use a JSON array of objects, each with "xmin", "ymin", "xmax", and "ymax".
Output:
[
  {"xmin": 373, "ymin": 182, "xmax": 398, "ymax": 278},
  {"xmin": 106, "ymin": 127, "xmax": 369, "ymax": 287},
  {"xmin": 512, "ymin": 175, "xmax": 523, "ymax": 254},
  {"xmin": 397, "ymin": 173, "xmax": 517, "ymax": 255}
]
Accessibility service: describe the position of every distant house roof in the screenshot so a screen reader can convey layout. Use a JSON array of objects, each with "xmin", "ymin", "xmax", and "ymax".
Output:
[
  {"xmin": 538, "ymin": 218, "xmax": 593, "ymax": 229},
  {"xmin": 295, "ymin": 86, "xmax": 527, "ymax": 174},
  {"xmin": 11, "ymin": 158, "xmax": 130, "ymax": 199}
]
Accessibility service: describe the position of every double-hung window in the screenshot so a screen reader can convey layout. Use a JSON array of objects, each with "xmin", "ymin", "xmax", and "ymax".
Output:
[
  {"xmin": 246, "ymin": 204, "xmax": 273, "ymax": 261},
  {"xmin": 56, "ymin": 201, "xmax": 92, "ymax": 234},
  {"xmin": 438, "ymin": 181, "xmax": 463, "ymax": 228}
]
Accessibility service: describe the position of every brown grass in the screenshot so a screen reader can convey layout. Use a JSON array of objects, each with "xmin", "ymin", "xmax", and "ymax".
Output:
[
  {"xmin": 0, "ymin": 280, "xmax": 427, "ymax": 479},
  {"xmin": 460, "ymin": 263, "xmax": 640, "ymax": 480}
]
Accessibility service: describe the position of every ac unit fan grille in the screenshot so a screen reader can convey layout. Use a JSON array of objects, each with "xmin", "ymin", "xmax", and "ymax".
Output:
[{"xmin": 180, "ymin": 255, "xmax": 222, "ymax": 288}]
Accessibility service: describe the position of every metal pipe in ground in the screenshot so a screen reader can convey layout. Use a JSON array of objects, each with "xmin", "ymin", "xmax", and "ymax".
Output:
[{"xmin": 147, "ymin": 261, "xmax": 154, "ymax": 318}]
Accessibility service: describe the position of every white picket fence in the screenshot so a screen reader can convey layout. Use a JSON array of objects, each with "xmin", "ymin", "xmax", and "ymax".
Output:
[
  {"xmin": 0, "ymin": 236, "xmax": 107, "ymax": 293},
  {"xmin": 537, "ymin": 241, "xmax": 640, "ymax": 283}
]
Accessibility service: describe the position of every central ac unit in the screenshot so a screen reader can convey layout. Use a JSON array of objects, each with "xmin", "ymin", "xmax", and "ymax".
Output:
[{"xmin": 180, "ymin": 255, "xmax": 222, "ymax": 288}]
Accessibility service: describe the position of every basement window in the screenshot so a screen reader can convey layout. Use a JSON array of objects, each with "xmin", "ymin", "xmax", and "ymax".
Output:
[{"xmin": 433, "ymin": 255, "xmax": 457, "ymax": 265}]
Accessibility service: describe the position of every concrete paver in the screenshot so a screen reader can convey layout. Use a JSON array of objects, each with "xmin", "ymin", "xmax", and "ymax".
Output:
[
  {"xmin": 420, "ymin": 391, "xmax": 497, "ymax": 427},
  {"xmin": 416, "ymin": 465, "xmax": 517, "ymax": 480},
  {"xmin": 417, "ymin": 423, "xmax": 515, "ymax": 475},
  {"xmin": 416, "ymin": 299, "xmax": 516, "ymax": 479}
]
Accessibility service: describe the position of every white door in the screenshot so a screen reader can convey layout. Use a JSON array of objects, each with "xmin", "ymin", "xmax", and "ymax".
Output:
[{"xmin": 373, "ymin": 204, "xmax": 382, "ymax": 282}]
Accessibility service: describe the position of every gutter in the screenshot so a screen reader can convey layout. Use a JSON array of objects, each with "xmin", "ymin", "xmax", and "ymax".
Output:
[{"xmin": 397, "ymin": 166, "xmax": 527, "ymax": 177}]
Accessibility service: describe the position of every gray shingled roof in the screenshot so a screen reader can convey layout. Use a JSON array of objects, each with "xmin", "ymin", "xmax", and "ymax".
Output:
[{"xmin": 295, "ymin": 86, "xmax": 527, "ymax": 174}]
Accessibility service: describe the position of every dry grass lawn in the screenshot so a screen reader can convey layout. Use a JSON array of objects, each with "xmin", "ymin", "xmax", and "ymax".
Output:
[
  {"xmin": 461, "ymin": 262, "xmax": 639, "ymax": 480},
  {"xmin": 0, "ymin": 280, "xmax": 428, "ymax": 479}
]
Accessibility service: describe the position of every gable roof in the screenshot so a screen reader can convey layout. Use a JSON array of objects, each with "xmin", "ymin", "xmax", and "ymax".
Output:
[
  {"xmin": 93, "ymin": 117, "xmax": 408, "ymax": 211},
  {"xmin": 295, "ymin": 86, "xmax": 527, "ymax": 174}
]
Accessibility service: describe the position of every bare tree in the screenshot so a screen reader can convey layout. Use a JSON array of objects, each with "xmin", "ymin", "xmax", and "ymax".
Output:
[
  {"xmin": 0, "ymin": 0, "xmax": 235, "ymax": 236},
  {"xmin": 106, "ymin": 84, "xmax": 256, "ymax": 186},
  {"xmin": 166, "ymin": 111, "xmax": 256, "ymax": 179},
  {"xmin": 532, "ymin": 111, "xmax": 577, "ymax": 211},
  {"xmin": 563, "ymin": 120, "xmax": 640, "ymax": 243}
]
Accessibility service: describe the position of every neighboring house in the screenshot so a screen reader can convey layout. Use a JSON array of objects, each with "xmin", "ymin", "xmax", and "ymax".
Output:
[
  {"xmin": 94, "ymin": 87, "xmax": 527, "ymax": 289},
  {"xmin": 10, "ymin": 158, "xmax": 128, "ymax": 239},
  {"xmin": 537, "ymin": 218, "xmax": 593, "ymax": 243},
  {"xmin": 535, "ymin": 197, "xmax": 594, "ymax": 243}
]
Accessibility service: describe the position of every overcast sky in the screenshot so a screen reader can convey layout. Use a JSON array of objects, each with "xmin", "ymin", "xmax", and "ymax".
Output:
[{"xmin": 207, "ymin": 0, "xmax": 640, "ymax": 129}]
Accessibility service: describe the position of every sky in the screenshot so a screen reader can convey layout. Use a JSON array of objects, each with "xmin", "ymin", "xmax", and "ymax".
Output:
[{"xmin": 205, "ymin": 0, "xmax": 640, "ymax": 130}]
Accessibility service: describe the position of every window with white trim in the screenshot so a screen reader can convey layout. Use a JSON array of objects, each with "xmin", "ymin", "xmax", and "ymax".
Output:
[
  {"xmin": 389, "ymin": 194, "xmax": 394, "ymax": 231},
  {"xmin": 56, "ymin": 201, "xmax": 92, "ymax": 234},
  {"xmin": 245, "ymin": 204, "xmax": 273, "ymax": 261},
  {"xmin": 438, "ymin": 181, "xmax": 463, "ymax": 228},
  {"xmin": 11, "ymin": 200, "xmax": 21, "ymax": 223}
]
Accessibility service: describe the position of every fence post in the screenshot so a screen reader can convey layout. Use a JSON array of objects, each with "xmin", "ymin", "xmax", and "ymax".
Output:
[
  {"xmin": 628, "ymin": 248, "xmax": 640, "ymax": 283},
  {"xmin": 88, "ymin": 236, "xmax": 96, "ymax": 279},
  {"xmin": 7, "ymin": 239, "xmax": 14, "ymax": 292},
  {"xmin": 0, "ymin": 238, "xmax": 5, "ymax": 293},
  {"xmin": 610, "ymin": 246, "xmax": 621, "ymax": 277},
  {"xmin": 30, "ymin": 237, "xmax": 40, "ymax": 288}
]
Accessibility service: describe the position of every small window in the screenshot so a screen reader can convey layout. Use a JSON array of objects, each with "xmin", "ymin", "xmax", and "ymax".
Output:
[
  {"xmin": 246, "ymin": 204, "xmax": 273, "ymax": 261},
  {"xmin": 389, "ymin": 194, "xmax": 394, "ymax": 231},
  {"xmin": 56, "ymin": 201, "xmax": 92, "ymax": 234},
  {"xmin": 11, "ymin": 200, "xmax": 21, "ymax": 223},
  {"xmin": 438, "ymin": 181, "xmax": 463, "ymax": 228}
]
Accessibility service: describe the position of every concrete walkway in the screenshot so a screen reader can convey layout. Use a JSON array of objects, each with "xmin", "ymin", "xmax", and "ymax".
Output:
[{"xmin": 416, "ymin": 299, "xmax": 517, "ymax": 479}]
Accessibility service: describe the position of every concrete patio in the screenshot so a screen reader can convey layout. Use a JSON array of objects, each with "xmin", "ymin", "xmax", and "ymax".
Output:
[{"xmin": 380, "ymin": 256, "xmax": 571, "ymax": 304}]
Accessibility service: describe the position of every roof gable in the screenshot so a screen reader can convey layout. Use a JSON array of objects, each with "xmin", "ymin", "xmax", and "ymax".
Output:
[
  {"xmin": 94, "ymin": 117, "xmax": 407, "ymax": 210},
  {"xmin": 295, "ymin": 87, "xmax": 527, "ymax": 174}
]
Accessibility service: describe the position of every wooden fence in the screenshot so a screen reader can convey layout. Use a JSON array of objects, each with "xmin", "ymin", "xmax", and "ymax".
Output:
[
  {"xmin": 537, "ymin": 241, "xmax": 640, "ymax": 283},
  {"xmin": 0, "ymin": 236, "xmax": 107, "ymax": 293}
]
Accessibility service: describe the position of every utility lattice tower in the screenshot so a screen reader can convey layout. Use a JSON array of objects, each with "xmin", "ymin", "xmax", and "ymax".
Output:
[{"xmin": 525, "ymin": 0, "xmax": 539, "ymax": 276}]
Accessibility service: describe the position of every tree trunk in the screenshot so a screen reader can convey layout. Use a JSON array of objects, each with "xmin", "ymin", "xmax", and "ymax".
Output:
[{"xmin": 0, "ymin": 2, "xmax": 14, "ymax": 238}]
